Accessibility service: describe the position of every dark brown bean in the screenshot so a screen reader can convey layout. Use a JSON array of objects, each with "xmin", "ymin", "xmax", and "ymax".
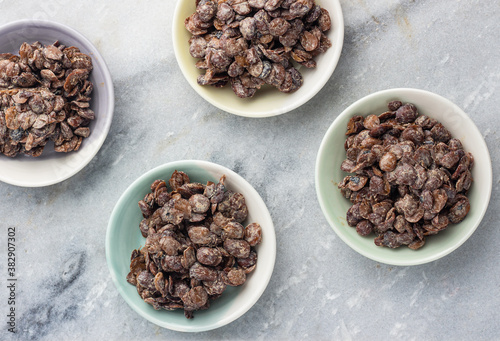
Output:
[
  {"xmin": 237, "ymin": 250, "xmax": 258, "ymax": 270},
  {"xmin": 395, "ymin": 103, "xmax": 418, "ymax": 124},
  {"xmin": 402, "ymin": 125, "xmax": 424, "ymax": 144},
  {"xmin": 379, "ymin": 111, "xmax": 396, "ymax": 121},
  {"xmin": 169, "ymin": 170, "xmax": 189, "ymax": 191},
  {"xmin": 188, "ymin": 226, "xmax": 217, "ymax": 245},
  {"xmin": 182, "ymin": 246, "xmax": 197, "ymax": 269},
  {"xmin": 300, "ymin": 31, "xmax": 319, "ymax": 51},
  {"xmin": 394, "ymin": 163, "xmax": 416, "ymax": 186},
  {"xmin": 379, "ymin": 152, "xmax": 397, "ymax": 172},
  {"xmin": 222, "ymin": 221, "xmax": 245, "ymax": 240},
  {"xmin": 162, "ymin": 255, "xmax": 185, "ymax": 272},
  {"xmin": 346, "ymin": 175, "xmax": 368, "ymax": 192},
  {"xmin": 456, "ymin": 169, "xmax": 472, "ymax": 192},
  {"xmin": 448, "ymin": 196, "xmax": 470, "ymax": 224},
  {"xmin": 203, "ymin": 272, "xmax": 227, "ymax": 296},
  {"xmin": 248, "ymin": 0, "xmax": 266, "ymax": 9},
  {"xmin": 159, "ymin": 236, "xmax": 181, "ymax": 256},
  {"xmin": 346, "ymin": 203, "xmax": 362, "ymax": 227},
  {"xmin": 356, "ymin": 220, "xmax": 373, "ymax": 236},
  {"xmin": 431, "ymin": 123, "xmax": 452, "ymax": 143},
  {"xmin": 415, "ymin": 115, "xmax": 437, "ymax": 129},
  {"xmin": 217, "ymin": 2, "xmax": 235, "ymax": 21},
  {"xmin": 182, "ymin": 286, "xmax": 208, "ymax": 311},
  {"xmin": 306, "ymin": 4, "xmax": 322, "ymax": 22},
  {"xmin": 387, "ymin": 100, "xmax": 402, "ymax": 111},
  {"xmin": 432, "ymin": 214, "xmax": 449, "ymax": 230},
  {"xmin": 197, "ymin": 0, "xmax": 217, "ymax": 22},
  {"xmin": 224, "ymin": 239, "xmax": 251, "ymax": 258},
  {"xmin": 414, "ymin": 146, "xmax": 432, "ymax": 168},
  {"xmin": 245, "ymin": 222, "xmax": 262, "ymax": 246},
  {"xmin": 137, "ymin": 270, "xmax": 156, "ymax": 291},
  {"xmin": 268, "ymin": 17, "xmax": 291, "ymax": 36},
  {"xmin": 346, "ymin": 116, "xmax": 365, "ymax": 135},
  {"xmin": 226, "ymin": 268, "xmax": 246, "ymax": 286},
  {"xmin": 363, "ymin": 115, "xmax": 380, "ymax": 130},
  {"xmin": 317, "ymin": 8, "xmax": 331, "ymax": 31},
  {"xmin": 240, "ymin": 17, "xmax": 257, "ymax": 40},
  {"xmin": 190, "ymin": 262, "xmax": 218, "ymax": 281},
  {"xmin": 189, "ymin": 194, "xmax": 210, "ymax": 213},
  {"xmin": 197, "ymin": 247, "xmax": 222, "ymax": 267}
]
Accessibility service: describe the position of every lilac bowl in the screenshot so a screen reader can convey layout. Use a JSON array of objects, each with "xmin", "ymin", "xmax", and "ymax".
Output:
[{"xmin": 0, "ymin": 19, "xmax": 114, "ymax": 187}]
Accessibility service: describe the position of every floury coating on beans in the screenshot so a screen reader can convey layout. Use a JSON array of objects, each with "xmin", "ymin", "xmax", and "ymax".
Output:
[
  {"xmin": 185, "ymin": 0, "xmax": 332, "ymax": 98},
  {"xmin": 127, "ymin": 171, "xmax": 262, "ymax": 319},
  {"xmin": 338, "ymin": 101, "xmax": 474, "ymax": 250},
  {"xmin": 0, "ymin": 41, "xmax": 94, "ymax": 157}
]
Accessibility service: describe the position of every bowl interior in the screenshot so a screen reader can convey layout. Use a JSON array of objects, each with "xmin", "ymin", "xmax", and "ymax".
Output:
[
  {"xmin": 172, "ymin": 0, "xmax": 344, "ymax": 117},
  {"xmin": 0, "ymin": 20, "xmax": 114, "ymax": 187},
  {"xmin": 315, "ymin": 88, "xmax": 492, "ymax": 266},
  {"xmin": 106, "ymin": 160, "xmax": 276, "ymax": 332}
]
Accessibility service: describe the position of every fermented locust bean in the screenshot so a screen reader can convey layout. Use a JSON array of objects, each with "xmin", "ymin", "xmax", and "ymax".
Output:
[
  {"xmin": 185, "ymin": 0, "xmax": 333, "ymax": 98},
  {"xmin": 338, "ymin": 102, "xmax": 474, "ymax": 249},
  {"xmin": 127, "ymin": 171, "xmax": 263, "ymax": 318}
]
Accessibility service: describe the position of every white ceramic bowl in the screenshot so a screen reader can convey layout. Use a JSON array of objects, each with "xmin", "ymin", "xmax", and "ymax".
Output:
[
  {"xmin": 0, "ymin": 19, "xmax": 114, "ymax": 187},
  {"xmin": 172, "ymin": 0, "xmax": 344, "ymax": 117},
  {"xmin": 106, "ymin": 160, "xmax": 276, "ymax": 332},
  {"xmin": 315, "ymin": 88, "xmax": 492, "ymax": 266}
]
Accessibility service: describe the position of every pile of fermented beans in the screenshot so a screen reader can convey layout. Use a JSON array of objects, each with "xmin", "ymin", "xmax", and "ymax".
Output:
[
  {"xmin": 186, "ymin": 0, "xmax": 332, "ymax": 98},
  {"xmin": 0, "ymin": 41, "xmax": 93, "ymax": 157},
  {"xmin": 127, "ymin": 171, "xmax": 262, "ymax": 318},
  {"xmin": 338, "ymin": 101, "xmax": 473, "ymax": 250}
]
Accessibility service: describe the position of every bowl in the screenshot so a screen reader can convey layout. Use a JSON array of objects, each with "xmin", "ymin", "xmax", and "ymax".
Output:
[
  {"xmin": 172, "ymin": 0, "xmax": 344, "ymax": 117},
  {"xmin": 0, "ymin": 19, "xmax": 114, "ymax": 187},
  {"xmin": 315, "ymin": 88, "xmax": 492, "ymax": 266},
  {"xmin": 106, "ymin": 160, "xmax": 276, "ymax": 332}
]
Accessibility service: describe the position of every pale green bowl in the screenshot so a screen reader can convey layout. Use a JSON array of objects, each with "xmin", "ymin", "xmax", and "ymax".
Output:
[
  {"xmin": 106, "ymin": 160, "xmax": 276, "ymax": 332},
  {"xmin": 315, "ymin": 88, "xmax": 492, "ymax": 266}
]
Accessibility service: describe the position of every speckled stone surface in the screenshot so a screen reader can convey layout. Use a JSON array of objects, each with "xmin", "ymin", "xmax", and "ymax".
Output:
[{"xmin": 1, "ymin": 0, "xmax": 499, "ymax": 340}]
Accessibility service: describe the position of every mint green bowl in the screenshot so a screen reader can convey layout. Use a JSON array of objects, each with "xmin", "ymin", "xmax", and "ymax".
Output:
[
  {"xmin": 106, "ymin": 160, "xmax": 276, "ymax": 332},
  {"xmin": 315, "ymin": 88, "xmax": 492, "ymax": 266}
]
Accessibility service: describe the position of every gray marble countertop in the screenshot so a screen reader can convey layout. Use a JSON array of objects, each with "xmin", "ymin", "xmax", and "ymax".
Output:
[{"xmin": 1, "ymin": 1, "xmax": 499, "ymax": 340}]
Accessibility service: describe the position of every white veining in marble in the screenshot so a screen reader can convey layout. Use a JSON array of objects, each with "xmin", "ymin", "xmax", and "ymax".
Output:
[{"xmin": 1, "ymin": 0, "xmax": 499, "ymax": 340}]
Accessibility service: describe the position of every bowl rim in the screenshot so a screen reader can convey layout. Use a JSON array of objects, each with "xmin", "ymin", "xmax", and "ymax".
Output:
[
  {"xmin": 105, "ymin": 160, "xmax": 276, "ymax": 332},
  {"xmin": 172, "ymin": 0, "xmax": 345, "ymax": 118},
  {"xmin": 315, "ymin": 87, "xmax": 493, "ymax": 266},
  {"xmin": 0, "ymin": 19, "xmax": 114, "ymax": 187}
]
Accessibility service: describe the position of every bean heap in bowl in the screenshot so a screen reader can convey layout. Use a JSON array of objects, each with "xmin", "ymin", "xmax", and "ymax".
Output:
[
  {"xmin": 0, "ymin": 41, "xmax": 93, "ymax": 157},
  {"xmin": 185, "ymin": 0, "xmax": 332, "ymax": 98},
  {"xmin": 338, "ymin": 101, "xmax": 474, "ymax": 250},
  {"xmin": 127, "ymin": 171, "xmax": 262, "ymax": 319}
]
